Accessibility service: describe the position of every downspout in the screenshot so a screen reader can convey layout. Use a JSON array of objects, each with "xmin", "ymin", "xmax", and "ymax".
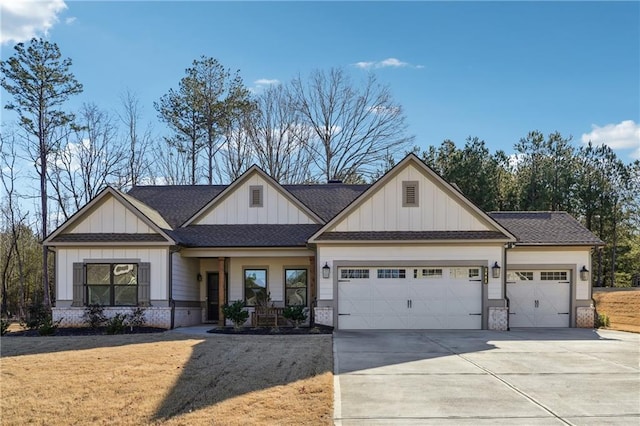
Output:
[{"xmin": 168, "ymin": 246, "xmax": 180, "ymax": 330}]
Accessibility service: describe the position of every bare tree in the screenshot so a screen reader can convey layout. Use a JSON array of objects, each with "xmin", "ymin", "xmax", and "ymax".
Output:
[
  {"xmin": 1, "ymin": 38, "xmax": 83, "ymax": 308},
  {"xmin": 119, "ymin": 89, "xmax": 153, "ymax": 187},
  {"xmin": 152, "ymin": 138, "xmax": 191, "ymax": 185},
  {"xmin": 48, "ymin": 103, "xmax": 126, "ymax": 221},
  {"xmin": 292, "ymin": 68, "xmax": 413, "ymax": 182},
  {"xmin": 215, "ymin": 109, "xmax": 255, "ymax": 182},
  {"xmin": 0, "ymin": 131, "xmax": 29, "ymax": 317},
  {"xmin": 249, "ymin": 84, "xmax": 313, "ymax": 183}
]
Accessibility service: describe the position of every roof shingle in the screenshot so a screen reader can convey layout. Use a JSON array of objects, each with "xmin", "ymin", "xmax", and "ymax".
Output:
[
  {"xmin": 489, "ymin": 212, "xmax": 604, "ymax": 245},
  {"xmin": 316, "ymin": 230, "xmax": 509, "ymax": 241},
  {"xmin": 172, "ymin": 224, "xmax": 322, "ymax": 247}
]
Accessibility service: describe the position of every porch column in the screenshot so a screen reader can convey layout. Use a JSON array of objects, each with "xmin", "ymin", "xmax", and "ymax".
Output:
[
  {"xmin": 309, "ymin": 256, "xmax": 316, "ymax": 306},
  {"xmin": 218, "ymin": 257, "xmax": 225, "ymax": 326}
]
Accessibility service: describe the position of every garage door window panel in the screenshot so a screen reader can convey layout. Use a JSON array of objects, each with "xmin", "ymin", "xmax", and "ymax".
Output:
[
  {"xmin": 377, "ymin": 269, "xmax": 406, "ymax": 279},
  {"xmin": 414, "ymin": 268, "xmax": 443, "ymax": 279},
  {"xmin": 507, "ymin": 271, "xmax": 534, "ymax": 282},
  {"xmin": 341, "ymin": 269, "xmax": 370, "ymax": 279},
  {"xmin": 541, "ymin": 271, "xmax": 568, "ymax": 281}
]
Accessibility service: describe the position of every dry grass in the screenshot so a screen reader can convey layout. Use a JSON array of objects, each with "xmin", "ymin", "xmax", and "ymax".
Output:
[
  {"xmin": 1, "ymin": 333, "xmax": 333, "ymax": 425},
  {"xmin": 593, "ymin": 290, "xmax": 640, "ymax": 333}
]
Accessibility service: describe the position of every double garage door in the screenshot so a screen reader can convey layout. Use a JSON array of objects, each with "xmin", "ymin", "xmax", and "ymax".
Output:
[
  {"xmin": 338, "ymin": 266, "xmax": 483, "ymax": 330},
  {"xmin": 507, "ymin": 270, "xmax": 571, "ymax": 327}
]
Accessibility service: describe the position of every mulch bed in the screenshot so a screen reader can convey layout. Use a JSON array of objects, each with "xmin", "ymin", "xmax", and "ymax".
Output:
[
  {"xmin": 207, "ymin": 324, "xmax": 334, "ymax": 335},
  {"xmin": 4, "ymin": 326, "xmax": 167, "ymax": 337}
]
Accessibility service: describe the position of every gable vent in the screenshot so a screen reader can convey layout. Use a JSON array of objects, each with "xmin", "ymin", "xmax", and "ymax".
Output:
[
  {"xmin": 250, "ymin": 185, "xmax": 263, "ymax": 207},
  {"xmin": 403, "ymin": 181, "xmax": 419, "ymax": 207}
]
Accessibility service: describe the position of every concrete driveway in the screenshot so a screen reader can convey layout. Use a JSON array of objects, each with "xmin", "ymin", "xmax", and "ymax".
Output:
[{"xmin": 333, "ymin": 329, "xmax": 639, "ymax": 425}]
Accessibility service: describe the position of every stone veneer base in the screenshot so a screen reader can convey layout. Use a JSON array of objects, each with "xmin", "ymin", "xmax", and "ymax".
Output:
[{"xmin": 53, "ymin": 307, "xmax": 172, "ymax": 329}]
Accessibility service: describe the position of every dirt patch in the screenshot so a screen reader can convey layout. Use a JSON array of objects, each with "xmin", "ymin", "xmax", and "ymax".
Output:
[
  {"xmin": 593, "ymin": 290, "xmax": 640, "ymax": 333},
  {"xmin": 1, "ymin": 333, "xmax": 333, "ymax": 425}
]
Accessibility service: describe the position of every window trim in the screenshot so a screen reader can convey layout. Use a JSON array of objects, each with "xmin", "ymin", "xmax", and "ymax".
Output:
[
  {"xmin": 85, "ymin": 262, "xmax": 139, "ymax": 306},
  {"xmin": 249, "ymin": 185, "xmax": 263, "ymax": 207},
  {"xmin": 284, "ymin": 268, "xmax": 308, "ymax": 307},
  {"xmin": 244, "ymin": 267, "xmax": 268, "ymax": 306},
  {"xmin": 402, "ymin": 181, "xmax": 419, "ymax": 207}
]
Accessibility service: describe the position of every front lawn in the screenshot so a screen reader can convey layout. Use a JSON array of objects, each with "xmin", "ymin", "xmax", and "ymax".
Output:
[{"xmin": 1, "ymin": 333, "xmax": 333, "ymax": 425}]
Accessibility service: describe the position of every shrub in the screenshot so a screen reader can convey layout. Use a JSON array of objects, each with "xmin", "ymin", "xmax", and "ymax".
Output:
[
  {"xmin": 127, "ymin": 306, "xmax": 147, "ymax": 331},
  {"xmin": 105, "ymin": 313, "xmax": 128, "ymax": 335},
  {"xmin": 38, "ymin": 317, "xmax": 62, "ymax": 336},
  {"xmin": 23, "ymin": 303, "xmax": 50, "ymax": 330},
  {"xmin": 82, "ymin": 304, "xmax": 107, "ymax": 329},
  {"xmin": 222, "ymin": 300, "xmax": 249, "ymax": 330},
  {"xmin": 0, "ymin": 318, "xmax": 9, "ymax": 336},
  {"xmin": 596, "ymin": 313, "xmax": 610, "ymax": 328},
  {"xmin": 283, "ymin": 305, "xmax": 308, "ymax": 328}
]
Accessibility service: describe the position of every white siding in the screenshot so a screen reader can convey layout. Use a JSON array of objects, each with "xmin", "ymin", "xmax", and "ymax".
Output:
[
  {"xmin": 227, "ymin": 256, "xmax": 311, "ymax": 304},
  {"xmin": 69, "ymin": 195, "xmax": 155, "ymax": 234},
  {"xmin": 195, "ymin": 174, "xmax": 316, "ymax": 225},
  {"xmin": 172, "ymin": 254, "xmax": 200, "ymax": 301},
  {"xmin": 332, "ymin": 164, "xmax": 490, "ymax": 232},
  {"xmin": 55, "ymin": 247, "xmax": 169, "ymax": 301},
  {"xmin": 508, "ymin": 248, "xmax": 592, "ymax": 300},
  {"xmin": 317, "ymin": 244, "xmax": 503, "ymax": 301}
]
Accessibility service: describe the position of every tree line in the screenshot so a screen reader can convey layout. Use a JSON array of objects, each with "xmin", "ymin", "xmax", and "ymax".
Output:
[{"xmin": 1, "ymin": 38, "xmax": 638, "ymax": 317}]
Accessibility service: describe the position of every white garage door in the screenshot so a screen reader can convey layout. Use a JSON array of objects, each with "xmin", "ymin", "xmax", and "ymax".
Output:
[
  {"xmin": 507, "ymin": 270, "xmax": 571, "ymax": 327},
  {"xmin": 338, "ymin": 266, "xmax": 483, "ymax": 330}
]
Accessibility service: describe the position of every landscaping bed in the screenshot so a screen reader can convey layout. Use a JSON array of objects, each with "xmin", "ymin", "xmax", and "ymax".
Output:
[
  {"xmin": 208, "ymin": 324, "xmax": 334, "ymax": 335},
  {"xmin": 3, "ymin": 325, "xmax": 166, "ymax": 337}
]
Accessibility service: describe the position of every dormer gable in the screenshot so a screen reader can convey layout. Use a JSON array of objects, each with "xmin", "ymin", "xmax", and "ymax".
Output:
[
  {"xmin": 44, "ymin": 187, "xmax": 174, "ymax": 245},
  {"xmin": 309, "ymin": 154, "xmax": 515, "ymax": 242},
  {"xmin": 184, "ymin": 166, "xmax": 322, "ymax": 226}
]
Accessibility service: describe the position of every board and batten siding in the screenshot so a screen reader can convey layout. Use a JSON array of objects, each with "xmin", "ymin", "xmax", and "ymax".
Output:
[
  {"xmin": 172, "ymin": 254, "xmax": 200, "ymax": 301},
  {"xmin": 68, "ymin": 195, "xmax": 155, "ymax": 234},
  {"xmin": 332, "ymin": 164, "xmax": 490, "ymax": 232},
  {"xmin": 317, "ymin": 244, "xmax": 503, "ymax": 301},
  {"xmin": 56, "ymin": 247, "xmax": 169, "ymax": 302},
  {"xmin": 508, "ymin": 248, "xmax": 592, "ymax": 300},
  {"xmin": 194, "ymin": 174, "xmax": 315, "ymax": 225}
]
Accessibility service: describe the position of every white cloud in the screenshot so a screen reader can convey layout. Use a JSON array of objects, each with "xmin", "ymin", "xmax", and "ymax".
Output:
[
  {"xmin": 353, "ymin": 57, "xmax": 423, "ymax": 70},
  {"xmin": 65, "ymin": 16, "xmax": 76, "ymax": 25},
  {"xmin": 254, "ymin": 78, "xmax": 280, "ymax": 86},
  {"xmin": 0, "ymin": 0, "xmax": 67, "ymax": 45},
  {"xmin": 581, "ymin": 120, "xmax": 640, "ymax": 159}
]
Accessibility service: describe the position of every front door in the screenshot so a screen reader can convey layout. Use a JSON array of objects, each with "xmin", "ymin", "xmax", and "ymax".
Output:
[{"xmin": 207, "ymin": 272, "xmax": 219, "ymax": 321}]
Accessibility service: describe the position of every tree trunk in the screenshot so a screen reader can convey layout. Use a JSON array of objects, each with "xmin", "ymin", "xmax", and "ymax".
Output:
[{"xmin": 40, "ymin": 145, "xmax": 51, "ymax": 309}]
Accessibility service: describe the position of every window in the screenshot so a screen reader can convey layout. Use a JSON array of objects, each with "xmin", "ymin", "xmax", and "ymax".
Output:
[
  {"xmin": 414, "ymin": 268, "xmax": 443, "ymax": 279},
  {"xmin": 249, "ymin": 185, "xmax": 263, "ymax": 207},
  {"xmin": 244, "ymin": 269, "xmax": 267, "ymax": 306},
  {"xmin": 86, "ymin": 263, "xmax": 138, "ymax": 306},
  {"xmin": 285, "ymin": 269, "xmax": 307, "ymax": 306},
  {"xmin": 541, "ymin": 271, "xmax": 568, "ymax": 281},
  {"xmin": 507, "ymin": 271, "xmax": 534, "ymax": 281},
  {"xmin": 340, "ymin": 269, "xmax": 370, "ymax": 279},
  {"xmin": 377, "ymin": 269, "xmax": 406, "ymax": 279},
  {"xmin": 402, "ymin": 181, "xmax": 419, "ymax": 207}
]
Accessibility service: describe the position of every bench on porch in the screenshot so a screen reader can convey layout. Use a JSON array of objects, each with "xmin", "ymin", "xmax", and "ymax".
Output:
[{"xmin": 251, "ymin": 306, "xmax": 287, "ymax": 327}]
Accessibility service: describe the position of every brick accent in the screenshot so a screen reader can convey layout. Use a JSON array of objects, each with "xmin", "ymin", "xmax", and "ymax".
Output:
[
  {"xmin": 53, "ymin": 306, "xmax": 172, "ymax": 329},
  {"xmin": 314, "ymin": 307, "xmax": 333, "ymax": 327},
  {"xmin": 488, "ymin": 307, "xmax": 508, "ymax": 331},
  {"xmin": 174, "ymin": 307, "xmax": 203, "ymax": 328},
  {"xmin": 576, "ymin": 306, "xmax": 595, "ymax": 328}
]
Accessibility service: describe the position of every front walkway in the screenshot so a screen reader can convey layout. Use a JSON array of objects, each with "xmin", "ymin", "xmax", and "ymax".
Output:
[{"xmin": 333, "ymin": 328, "xmax": 640, "ymax": 425}]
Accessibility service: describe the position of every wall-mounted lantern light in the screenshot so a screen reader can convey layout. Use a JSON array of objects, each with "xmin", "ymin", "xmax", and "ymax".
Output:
[
  {"xmin": 579, "ymin": 266, "xmax": 589, "ymax": 282},
  {"xmin": 322, "ymin": 262, "xmax": 331, "ymax": 279},
  {"xmin": 197, "ymin": 273, "xmax": 202, "ymax": 282},
  {"xmin": 491, "ymin": 261, "xmax": 501, "ymax": 279}
]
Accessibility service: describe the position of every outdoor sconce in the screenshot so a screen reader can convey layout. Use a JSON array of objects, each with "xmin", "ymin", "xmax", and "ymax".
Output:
[
  {"xmin": 322, "ymin": 262, "xmax": 331, "ymax": 279},
  {"xmin": 580, "ymin": 266, "xmax": 589, "ymax": 281},
  {"xmin": 197, "ymin": 273, "xmax": 202, "ymax": 282},
  {"xmin": 491, "ymin": 262, "xmax": 501, "ymax": 279}
]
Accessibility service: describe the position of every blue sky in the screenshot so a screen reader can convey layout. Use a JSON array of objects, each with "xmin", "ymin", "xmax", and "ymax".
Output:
[{"xmin": 1, "ymin": 0, "xmax": 639, "ymax": 162}]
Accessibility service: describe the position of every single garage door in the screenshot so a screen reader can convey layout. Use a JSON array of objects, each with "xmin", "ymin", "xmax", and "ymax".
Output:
[
  {"xmin": 507, "ymin": 270, "xmax": 571, "ymax": 327},
  {"xmin": 338, "ymin": 266, "xmax": 483, "ymax": 330}
]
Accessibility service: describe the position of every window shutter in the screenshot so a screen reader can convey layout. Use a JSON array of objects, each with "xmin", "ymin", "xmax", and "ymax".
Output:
[
  {"xmin": 138, "ymin": 262, "xmax": 151, "ymax": 306},
  {"xmin": 72, "ymin": 263, "xmax": 84, "ymax": 307}
]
